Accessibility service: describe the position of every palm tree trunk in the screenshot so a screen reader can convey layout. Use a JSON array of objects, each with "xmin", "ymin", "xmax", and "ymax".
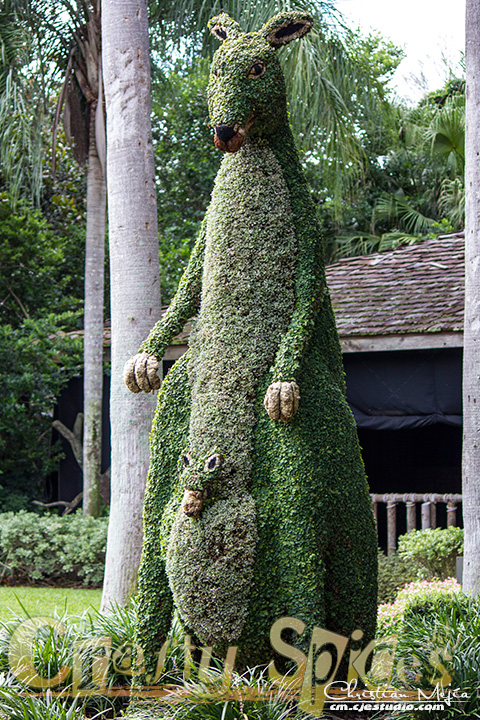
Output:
[
  {"xmin": 100, "ymin": 0, "xmax": 161, "ymax": 609},
  {"xmin": 463, "ymin": 0, "xmax": 480, "ymax": 596},
  {"xmin": 83, "ymin": 106, "xmax": 106, "ymax": 518}
]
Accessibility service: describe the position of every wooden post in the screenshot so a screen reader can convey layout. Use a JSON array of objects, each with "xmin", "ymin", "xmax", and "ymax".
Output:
[
  {"xmin": 406, "ymin": 496, "xmax": 416, "ymax": 533},
  {"xmin": 387, "ymin": 499, "xmax": 397, "ymax": 555},
  {"xmin": 421, "ymin": 502, "xmax": 431, "ymax": 530},
  {"xmin": 447, "ymin": 501, "xmax": 457, "ymax": 527}
]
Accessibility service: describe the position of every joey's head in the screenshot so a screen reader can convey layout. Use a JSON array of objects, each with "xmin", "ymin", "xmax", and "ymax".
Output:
[
  {"xmin": 207, "ymin": 11, "xmax": 313, "ymax": 153},
  {"xmin": 180, "ymin": 451, "xmax": 222, "ymax": 519}
]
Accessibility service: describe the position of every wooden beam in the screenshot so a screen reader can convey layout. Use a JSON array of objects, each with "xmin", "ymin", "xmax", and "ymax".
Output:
[{"xmin": 339, "ymin": 332, "xmax": 463, "ymax": 354}]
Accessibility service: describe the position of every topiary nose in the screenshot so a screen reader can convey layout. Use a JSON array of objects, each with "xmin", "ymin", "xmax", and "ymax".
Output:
[{"xmin": 215, "ymin": 125, "xmax": 237, "ymax": 142}]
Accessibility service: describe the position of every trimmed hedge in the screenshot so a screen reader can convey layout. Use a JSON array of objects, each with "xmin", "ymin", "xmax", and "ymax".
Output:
[
  {"xmin": 398, "ymin": 526, "xmax": 464, "ymax": 580},
  {"xmin": 0, "ymin": 511, "xmax": 107, "ymax": 586}
]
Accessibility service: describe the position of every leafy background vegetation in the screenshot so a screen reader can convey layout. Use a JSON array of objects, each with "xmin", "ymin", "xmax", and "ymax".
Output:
[{"xmin": 0, "ymin": 0, "xmax": 465, "ymax": 508}]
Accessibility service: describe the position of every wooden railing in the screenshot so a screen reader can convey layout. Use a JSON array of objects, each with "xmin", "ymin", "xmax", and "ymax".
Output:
[{"xmin": 371, "ymin": 493, "xmax": 463, "ymax": 556}]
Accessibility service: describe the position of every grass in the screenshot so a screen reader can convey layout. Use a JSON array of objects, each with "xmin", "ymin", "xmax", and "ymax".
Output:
[{"xmin": 0, "ymin": 586, "xmax": 102, "ymax": 621}]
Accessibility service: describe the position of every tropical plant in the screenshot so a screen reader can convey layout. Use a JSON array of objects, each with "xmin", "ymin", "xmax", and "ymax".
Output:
[
  {"xmin": 331, "ymin": 77, "xmax": 465, "ymax": 260},
  {"xmin": 0, "ymin": 0, "xmax": 107, "ymax": 517},
  {"xmin": 0, "ymin": 1, "xmax": 54, "ymax": 202},
  {"xmin": 373, "ymin": 94, "xmax": 465, "ymax": 232}
]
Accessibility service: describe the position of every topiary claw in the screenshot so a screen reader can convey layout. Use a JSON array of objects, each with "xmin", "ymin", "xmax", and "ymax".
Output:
[
  {"xmin": 264, "ymin": 380, "xmax": 300, "ymax": 421},
  {"xmin": 123, "ymin": 352, "xmax": 160, "ymax": 394}
]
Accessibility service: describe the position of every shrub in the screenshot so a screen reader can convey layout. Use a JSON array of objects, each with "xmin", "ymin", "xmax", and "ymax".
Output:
[
  {"xmin": 397, "ymin": 527, "xmax": 464, "ymax": 580},
  {"xmin": 0, "ymin": 511, "xmax": 108, "ymax": 586},
  {"xmin": 377, "ymin": 577, "xmax": 462, "ymax": 638},
  {"xmin": 377, "ymin": 547, "xmax": 417, "ymax": 604}
]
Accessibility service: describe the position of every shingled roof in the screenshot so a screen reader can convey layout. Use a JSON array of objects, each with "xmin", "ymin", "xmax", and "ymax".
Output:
[
  {"xmin": 67, "ymin": 233, "xmax": 465, "ymax": 357},
  {"xmin": 326, "ymin": 233, "xmax": 465, "ymax": 352}
]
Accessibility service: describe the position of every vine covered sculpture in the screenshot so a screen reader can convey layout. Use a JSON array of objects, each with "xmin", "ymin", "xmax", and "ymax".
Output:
[{"xmin": 124, "ymin": 10, "xmax": 377, "ymax": 674}]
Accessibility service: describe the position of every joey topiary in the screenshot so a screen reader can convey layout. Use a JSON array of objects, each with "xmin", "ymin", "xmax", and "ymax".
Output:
[{"xmin": 124, "ymin": 9, "xmax": 377, "ymax": 678}]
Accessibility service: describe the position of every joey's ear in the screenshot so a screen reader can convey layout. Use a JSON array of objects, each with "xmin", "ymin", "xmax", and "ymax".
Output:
[
  {"xmin": 208, "ymin": 13, "xmax": 243, "ymax": 42},
  {"xmin": 204, "ymin": 453, "xmax": 222, "ymax": 472},
  {"xmin": 261, "ymin": 11, "xmax": 313, "ymax": 47}
]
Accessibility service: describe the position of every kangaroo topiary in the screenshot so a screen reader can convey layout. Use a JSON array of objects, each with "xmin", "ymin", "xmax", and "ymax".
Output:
[{"xmin": 124, "ymin": 9, "xmax": 377, "ymax": 680}]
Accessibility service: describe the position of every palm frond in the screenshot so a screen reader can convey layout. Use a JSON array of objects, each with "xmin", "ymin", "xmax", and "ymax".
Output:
[
  {"xmin": 438, "ymin": 176, "xmax": 465, "ymax": 229},
  {"xmin": 426, "ymin": 96, "xmax": 465, "ymax": 173},
  {"xmin": 377, "ymin": 232, "xmax": 422, "ymax": 252},
  {"xmin": 335, "ymin": 232, "xmax": 383, "ymax": 258},
  {"xmin": 374, "ymin": 193, "xmax": 436, "ymax": 236}
]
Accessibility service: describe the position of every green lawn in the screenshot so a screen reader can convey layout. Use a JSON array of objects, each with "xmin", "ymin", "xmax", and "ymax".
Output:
[{"xmin": 0, "ymin": 586, "xmax": 102, "ymax": 621}]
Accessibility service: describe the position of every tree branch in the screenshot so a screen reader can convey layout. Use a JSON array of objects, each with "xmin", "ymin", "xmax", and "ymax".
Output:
[
  {"xmin": 52, "ymin": 412, "xmax": 83, "ymax": 469},
  {"xmin": 33, "ymin": 492, "xmax": 83, "ymax": 516},
  {"xmin": 3, "ymin": 281, "xmax": 30, "ymax": 319}
]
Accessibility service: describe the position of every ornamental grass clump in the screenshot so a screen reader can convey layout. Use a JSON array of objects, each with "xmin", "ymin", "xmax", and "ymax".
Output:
[
  {"xmin": 0, "ymin": 603, "xmax": 150, "ymax": 719},
  {"xmin": 379, "ymin": 592, "xmax": 480, "ymax": 720}
]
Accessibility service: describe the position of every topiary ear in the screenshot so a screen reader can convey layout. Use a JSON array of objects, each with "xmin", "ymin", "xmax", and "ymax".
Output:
[
  {"xmin": 208, "ymin": 13, "xmax": 243, "ymax": 42},
  {"xmin": 261, "ymin": 11, "xmax": 313, "ymax": 47}
]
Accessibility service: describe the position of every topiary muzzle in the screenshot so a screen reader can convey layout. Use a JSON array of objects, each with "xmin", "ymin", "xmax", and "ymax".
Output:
[{"xmin": 179, "ymin": 451, "xmax": 222, "ymax": 518}]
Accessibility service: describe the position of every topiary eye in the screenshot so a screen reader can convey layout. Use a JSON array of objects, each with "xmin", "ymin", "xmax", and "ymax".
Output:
[
  {"xmin": 182, "ymin": 453, "xmax": 192, "ymax": 467},
  {"xmin": 247, "ymin": 62, "xmax": 266, "ymax": 79},
  {"xmin": 213, "ymin": 67, "xmax": 221, "ymax": 78},
  {"xmin": 204, "ymin": 453, "xmax": 221, "ymax": 472}
]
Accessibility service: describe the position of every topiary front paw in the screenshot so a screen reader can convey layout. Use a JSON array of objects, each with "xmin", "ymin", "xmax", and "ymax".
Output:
[
  {"xmin": 264, "ymin": 381, "xmax": 300, "ymax": 421},
  {"xmin": 123, "ymin": 352, "xmax": 161, "ymax": 394}
]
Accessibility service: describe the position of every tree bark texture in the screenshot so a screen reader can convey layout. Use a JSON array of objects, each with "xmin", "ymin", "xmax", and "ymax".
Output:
[
  {"xmin": 463, "ymin": 0, "xmax": 480, "ymax": 596},
  {"xmin": 101, "ymin": 0, "xmax": 161, "ymax": 610},
  {"xmin": 83, "ymin": 108, "xmax": 106, "ymax": 518}
]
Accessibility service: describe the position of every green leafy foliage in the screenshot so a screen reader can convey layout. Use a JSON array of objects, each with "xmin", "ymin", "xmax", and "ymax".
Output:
[
  {"xmin": 0, "ymin": 192, "xmax": 82, "ymax": 326},
  {"xmin": 398, "ymin": 527, "xmax": 464, "ymax": 581},
  {"xmin": 377, "ymin": 548, "xmax": 418, "ymax": 605},
  {"xmin": 328, "ymin": 77, "xmax": 466, "ymax": 261},
  {"xmin": 0, "ymin": 315, "xmax": 82, "ymax": 510},
  {"xmin": 0, "ymin": 511, "xmax": 108, "ymax": 585},
  {"xmin": 0, "ymin": 191, "xmax": 84, "ymax": 508},
  {"xmin": 152, "ymin": 61, "xmax": 221, "ymax": 302}
]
